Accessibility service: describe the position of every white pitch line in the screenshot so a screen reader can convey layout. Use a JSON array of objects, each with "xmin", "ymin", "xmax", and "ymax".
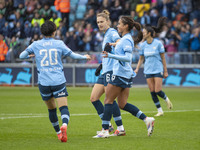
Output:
[{"xmin": 0, "ymin": 109, "xmax": 200, "ymax": 120}]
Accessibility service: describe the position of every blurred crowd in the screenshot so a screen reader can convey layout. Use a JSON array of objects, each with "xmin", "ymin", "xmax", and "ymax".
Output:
[{"xmin": 0, "ymin": 0, "xmax": 200, "ymax": 64}]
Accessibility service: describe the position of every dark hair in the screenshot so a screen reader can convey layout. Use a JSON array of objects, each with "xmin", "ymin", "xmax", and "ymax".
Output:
[
  {"xmin": 41, "ymin": 20, "xmax": 57, "ymax": 36},
  {"xmin": 144, "ymin": 17, "xmax": 167, "ymax": 36},
  {"xmin": 120, "ymin": 16, "xmax": 143, "ymax": 45}
]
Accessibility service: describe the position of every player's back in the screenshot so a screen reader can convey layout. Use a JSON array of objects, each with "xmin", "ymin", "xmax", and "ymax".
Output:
[{"xmin": 27, "ymin": 38, "xmax": 72, "ymax": 86}]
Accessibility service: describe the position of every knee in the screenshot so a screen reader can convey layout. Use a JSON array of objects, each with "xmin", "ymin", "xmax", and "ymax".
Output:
[
  {"xmin": 90, "ymin": 96, "xmax": 97, "ymax": 102},
  {"xmin": 118, "ymin": 102, "xmax": 126, "ymax": 109}
]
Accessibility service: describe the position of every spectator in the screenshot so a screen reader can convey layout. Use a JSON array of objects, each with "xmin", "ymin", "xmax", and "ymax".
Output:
[
  {"xmin": 31, "ymin": 12, "xmax": 45, "ymax": 27},
  {"xmin": 165, "ymin": 39, "xmax": 178, "ymax": 64},
  {"xmin": 13, "ymin": 22, "xmax": 22, "ymax": 39},
  {"xmin": 140, "ymin": 11, "xmax": 151, "ymax": 26},
  {"xmin": 55, "ymin": 29, "xmax": 62, "ymax": 40},
  {"xmin": 190, "ymin": 27, "xmax": 200, "ymax": 63},
  {"xmin": 57, "ymin": 21, "xmax": 67, "ymax": 37},
  {"xmin": 157, "ymin": 0, "xmax": 173, "ymax": 20},
  {"xmin": 150, "ymin": 9, "xmax": 160, "ymax": 26},
  {"xmin": 0, "ymin": 14, "xmax": 6, "ymax": 34},
  {"xmin": 0, "ymin": 34, "xmax": 8, "ymax": 62},
  {"xmin": 16, "ymin": 3, "xmax": 26, "ymax": 18},
  {"xmin": 130, "ymin": 0, "xmax": 140, "ymax": 11},
  {"xmin": 31, "ymin": 22, "xmax": 41, "ymax": 37},
  {"xmin": 180, "ymin": 0, "xmax": 192, "ymax": 15},
  {"xmin": 40, "ymin": 4, "xmax": 52, "ymax": 20},
  {"xmin": 75, "ymin": 26, "xmax": 85, "ymax": 51},
  {"xmin": 87, "ymin": 0, "xmax": 100, "ymax": 10},
  {"xmin": 14, "ymin": 11, "xmax": 24, "ymax": 26},
  {"xmin": 122, "ymin": 1, "xmax": 130, "ymax": 15},
  {"xmin": 83, "ymin": 30, "xmax": 94, "ymax": 51},
  {"xmin": 136, "ymin": 0, "xmax": 150, "ymax": 18},
  {"xmin": 36, "ymin": 3, "xmax": 43, "ymax": 16},
  {"xmin": 25, "ymin": 0, "xmax": 37, "ymax": 14},
  {"xmin": 174, "ymin": 25, "xmax": 191, "ymax": 64},
  {"xmin": 54, "ymin": 0, "xmax": 70, "ymax": 30},
  {"xmin": 13, "ymin": 0, "xmax": 25, "ymax": 8},
  {"xmin": 191, "ymin": 18, "xmax": 199, "ymax": 30},
  {"xmin": 23, "ymin": 21, "xmax": 32, "ymax": 38},
  {"xmin": 110, "ymin": 0, "xmax": 122, "ymax": 22},
  {"xmin": 2, "ymin": 22, "xmax": 10, "ymax": 38},
  {"xmin": 100, "ymin": 0, "xmax": 111, "ymax": 11},
  {"xmin": 50, "ymin": 13, "xmax": 62, "ymax": 28},
  {"xmin": 0, "ymin": 3, "xmax": 7, "ymax": 16},
  {"xmin": 30, "ymin": 33, "xmax": 40, "ymax": 44},
  {"xmin": 93, "ymin": 28, "xmax": 103, "ymax": 52},
  {"xmin": 130, "ymin": 10, "xmax": 140, "ymax": 22},
  {"xmin": 85, "ymin": 8, "xmax": 97, "ymax": 29},
  {"xmin": 64, "ymin": 27, "xmax": 78, "ymax": 51},
  {"xmin": 84, "ymin": 23, "xmax": 93, "ymax": 34}
]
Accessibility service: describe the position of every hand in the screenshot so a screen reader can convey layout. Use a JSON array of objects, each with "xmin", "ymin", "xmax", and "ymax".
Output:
[
  {"xmin": 109, "ymin": 42, "xmax": 117, "ymax": 47},
  {"xmin": 29, "ymin": 54, "xmax": 35, "ymax": 58},
  {"xmin": 84, "ymin": 54, "xmax": 91, "ymax": 60},
  {"xmin": 163, "ymin": 71, "xmax": 168, "ymax": 78},
  {"xmin": 104, "ymin": 43, "xmax": 112, "ymax": 53},
  {"xmin": 102, "ymin": 51, "xmax": 108, "ymax": 58},
  {"xmin": 95, "ymin": 64, "xmax": 102, "ymax": 76},
  {"xmin": 134, "ymin": 69, "xmax": 138, "ymax": 74}
]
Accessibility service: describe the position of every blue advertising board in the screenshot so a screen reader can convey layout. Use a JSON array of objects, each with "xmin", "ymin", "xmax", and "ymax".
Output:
[{"xmin": 0, "ymin": 66, "xmax": 200, "ymax": 86}]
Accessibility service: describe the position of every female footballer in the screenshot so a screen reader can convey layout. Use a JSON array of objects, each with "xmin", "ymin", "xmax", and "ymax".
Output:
[
  {"xmin": 134, "ymin": 17, "xmax": 173, "ymax": 117},
  {"xmin": 90, "ymin": 10, "xmax": 125, "ymax": 136},
  {"xmin": 93, "ymin": 16, "xmax": 155, "ymax": 138},
  {"xmin": 19, "ymin": 21, "xmax": 91, "ymax": 142}
]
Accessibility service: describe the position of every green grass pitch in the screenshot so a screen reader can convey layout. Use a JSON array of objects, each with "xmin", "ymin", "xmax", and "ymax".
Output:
[{"xmin": 0, "ymin": 86, "xmax": 200, "ymax": 150}]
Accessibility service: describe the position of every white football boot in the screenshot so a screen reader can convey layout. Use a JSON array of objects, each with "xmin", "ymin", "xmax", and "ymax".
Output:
[{"xmin": 145, "ymin": 117, "xmax": 155, "ymax": 136}]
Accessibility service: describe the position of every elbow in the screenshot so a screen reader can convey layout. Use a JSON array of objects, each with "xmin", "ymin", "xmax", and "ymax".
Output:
[{"xmin": 19, "ymin": 53, "xmax": 23, "ymax": 59}]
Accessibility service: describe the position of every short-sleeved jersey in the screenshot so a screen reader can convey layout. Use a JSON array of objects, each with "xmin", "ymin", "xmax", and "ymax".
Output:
[
  {"xmin": 102, "ymin": 28, "xmax": 120, "ymax": 74},
  {"xmin": 113, "ymin": 33, "xmax": 134, "ymax": 79},
  {"xmin": 139, "ymin": 39, "xmax": 165, "ymax": 74},
  {"xmin": 25, "ymin": 38, "xmax": 72, "ymax": 86}
]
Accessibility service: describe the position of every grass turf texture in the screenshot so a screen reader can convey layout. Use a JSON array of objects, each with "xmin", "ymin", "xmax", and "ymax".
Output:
[{"xmin": 0, "ymin": 86, "xmax": 200, "ymax": 150}]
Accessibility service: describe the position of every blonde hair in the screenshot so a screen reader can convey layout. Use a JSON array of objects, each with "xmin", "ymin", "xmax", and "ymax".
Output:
[{"xmin": 96, "ymin": 10, "xmax": 110, "ymax": 21}]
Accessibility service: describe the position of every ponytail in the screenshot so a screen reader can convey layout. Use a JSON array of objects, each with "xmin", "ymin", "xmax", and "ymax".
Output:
[
  {"xmin": 144, "ymin": 17, "xmax": 167, "ymax": 37},
  {"xmin": 120, "ymin": 16, "xmax": 143, "ymax": 45},
  {"xmin": 152, "ymin": 17, "xmax": 167, "ymax": 33},
  {"xmin": 133, "ymin": 21, "xmax": 143, "ymax": 45}
]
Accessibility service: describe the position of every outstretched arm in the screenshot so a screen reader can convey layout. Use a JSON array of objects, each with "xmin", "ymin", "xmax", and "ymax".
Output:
[
  {"xmin": 19, "ymin": 51, "xmax": 34, "ymax": 59},
  {"xmin": 69, "ymin": 52, "xmax": 91, "ymax": 60}
]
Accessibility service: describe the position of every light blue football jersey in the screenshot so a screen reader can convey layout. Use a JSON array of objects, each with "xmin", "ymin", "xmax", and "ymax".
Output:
[
  {"xmin": 113, "ymin": 33, "xmax": 134, "ymax": 79},
  {"xmin": 25, "ymin": 38, "xmax": 72, "ymax": 86},
  {"xmin": 139, "ymin": 39, "xmax": 165, "ymax": 74},
  {"xmin": 102, "ymin": 28, "xmax": 120, "ymax": 74}
]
